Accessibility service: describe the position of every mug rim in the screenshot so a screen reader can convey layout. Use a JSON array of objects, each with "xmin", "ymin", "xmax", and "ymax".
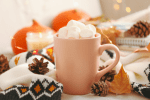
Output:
[{"xmin": 53, "ymin": 33, "xmax": 101, "ymax": 40}]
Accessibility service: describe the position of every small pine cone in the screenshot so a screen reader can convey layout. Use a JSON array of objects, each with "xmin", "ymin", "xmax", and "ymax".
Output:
[
  {"xmin": 98, "ymin": 65, "xmax": 116, "ymax": 82},
  {"xmin": 0, "ymin": 54, "xmax": 10, "ymax": 74},
  {"xmin": 28, "ymin": 58, "xmax": 49, "ymax": 75},
  {"xmin": 98, "ymin": 65, "xmax": 106, "ymax": 71},
  {"xmin": 126, "ymin": 20, "xmax": 150, "ymax": 37},
  {"xmin": 91, "ymin": 81, "xmax": 108, "ymax": 96}
]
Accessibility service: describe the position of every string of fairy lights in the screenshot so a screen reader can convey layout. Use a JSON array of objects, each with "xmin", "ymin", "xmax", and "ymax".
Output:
[{"xmin": 114, "ymin": 0, "xmax": 131, "ymax": 13}]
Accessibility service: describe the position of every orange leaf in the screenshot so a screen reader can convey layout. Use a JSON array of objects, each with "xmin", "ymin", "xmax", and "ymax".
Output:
[
  {"xmin": 14, "ymin": 56, "xmax": 20, "ymax": 65},
  {"xmin": 109, "ymin": 65, "xmax": 131, "ymax": 94},
  {"xmin": 134, "ymin": 43, "xmax": 150, "ymax": 53},
  {"xmin": 147, "ymin": 43, "xmax": 150, "ymax": 51},
  {"xmin": 97, "ymin": 26, "xmax": 121, "ymax": 44}
]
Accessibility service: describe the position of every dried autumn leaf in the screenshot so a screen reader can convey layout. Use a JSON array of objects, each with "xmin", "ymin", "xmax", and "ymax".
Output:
[
  {"xmin": 147, "ymin": 43, "xmax": 150, "ymax": 51},
  {"xmin": 96, "ymin": 26, "xmax": 121, "ymax": 44},
  {"xmin": 134, "ymin": 43, "xmax": 150, "ymax": 53},
  {"xmin": 109, "ymin": 65, "xmax": 131, "ymax": 94}
]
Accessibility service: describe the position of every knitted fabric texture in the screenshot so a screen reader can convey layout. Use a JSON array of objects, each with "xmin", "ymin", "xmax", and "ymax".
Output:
[
  {"xmin": 9, "ymin": 43, "xmax": 113, "ymax": 69},
  {"xmin": 9, "ymin": 43, "xmax": 55, "ymax": 68},
  {"xmin": 131, "ymin": 64, "xmax": 150, "ymax": 99},
  {"xmin": 0, "ymin": 78, "xmax": 63, "ymax": 100}
]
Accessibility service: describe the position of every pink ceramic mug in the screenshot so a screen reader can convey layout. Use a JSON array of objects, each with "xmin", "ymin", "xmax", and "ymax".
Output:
[{"xmin": 54, "ymin": 33, "xmax": 120, "ymax": 95}]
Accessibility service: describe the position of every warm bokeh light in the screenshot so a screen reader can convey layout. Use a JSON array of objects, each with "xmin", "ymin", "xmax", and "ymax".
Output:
[
  {"xmin": 126, "ymin": 7, "xmax": 131, "ymax": 13},
  {"xmin": 10, "ymin": 36, "xmax": 27, "ymax": 51},
  {"xmin": 116, "ymin": 0, "xmax": 122, "ymax": 3},
  {"xmin": 16, "ymin": 46, "xmax": 25, "ymax": 50},
  {"xmin": 114, "ymin": 4, "xmax": 120, "ymax": 10},
  {"xmin": 33, "ymin": 50, "xmax": 37, "ymax": 54},
  {"xmin": 48, "ymin": 48, "xmax": 53, "ymax": 55},
  {"xmin": 10, "ymin": 36, "xmax": 14, "ymax": 39}
]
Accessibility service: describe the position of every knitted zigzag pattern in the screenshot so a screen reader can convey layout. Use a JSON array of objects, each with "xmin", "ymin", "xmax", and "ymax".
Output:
[
  {"xmin": 131, "ymin": 64, "xmax": 150, "ymax": 99},
  {"xmin": 0, "ymin": 78, "xmax": 63, "ymax": 100}
]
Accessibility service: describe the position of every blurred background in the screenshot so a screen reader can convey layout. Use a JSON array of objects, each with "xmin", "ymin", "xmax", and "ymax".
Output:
[
  {"xmin": 1, "ymin": 0, "xmax": 150, "ymax": 53},
  {"xmin": 0, "ymin": 0, "xmax": 101, "ymax": 50},
  {"xmin": 100, "ymin": 0, "xmax": 150, "ymax": 19}
]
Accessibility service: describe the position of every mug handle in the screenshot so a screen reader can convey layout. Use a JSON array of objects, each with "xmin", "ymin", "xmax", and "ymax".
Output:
[{"xmin": 95, "ymin": 44, "xmax": 120, "ymax": 82}]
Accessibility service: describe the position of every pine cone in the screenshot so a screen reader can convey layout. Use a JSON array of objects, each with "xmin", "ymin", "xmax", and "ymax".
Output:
[
  {"xmin": 28, "ymin": 58, "xmax": 49, "ymax": 75},
  {"xmin": 98, "ymin": 65, "xmax": 116, "ymax": 82},
  {"xmin": 0, "ymin": 54, "xmax": 10, "ymax": 75},
  {"xmin": 126, "ymin": 20, "xmax": 150, "ymax": 37},
  {"xmin": 91, "ymin": 81, "xmax": 108, "ymax": 96}
]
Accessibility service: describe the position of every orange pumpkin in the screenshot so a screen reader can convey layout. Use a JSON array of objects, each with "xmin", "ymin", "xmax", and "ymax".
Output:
[
  {"xmin": 11, "ymin": 20, "xmax": 55, "ymax": 55},
  {"xmin": 52, "ymin": 9, "xmax": 91, "ymax": 31}
]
